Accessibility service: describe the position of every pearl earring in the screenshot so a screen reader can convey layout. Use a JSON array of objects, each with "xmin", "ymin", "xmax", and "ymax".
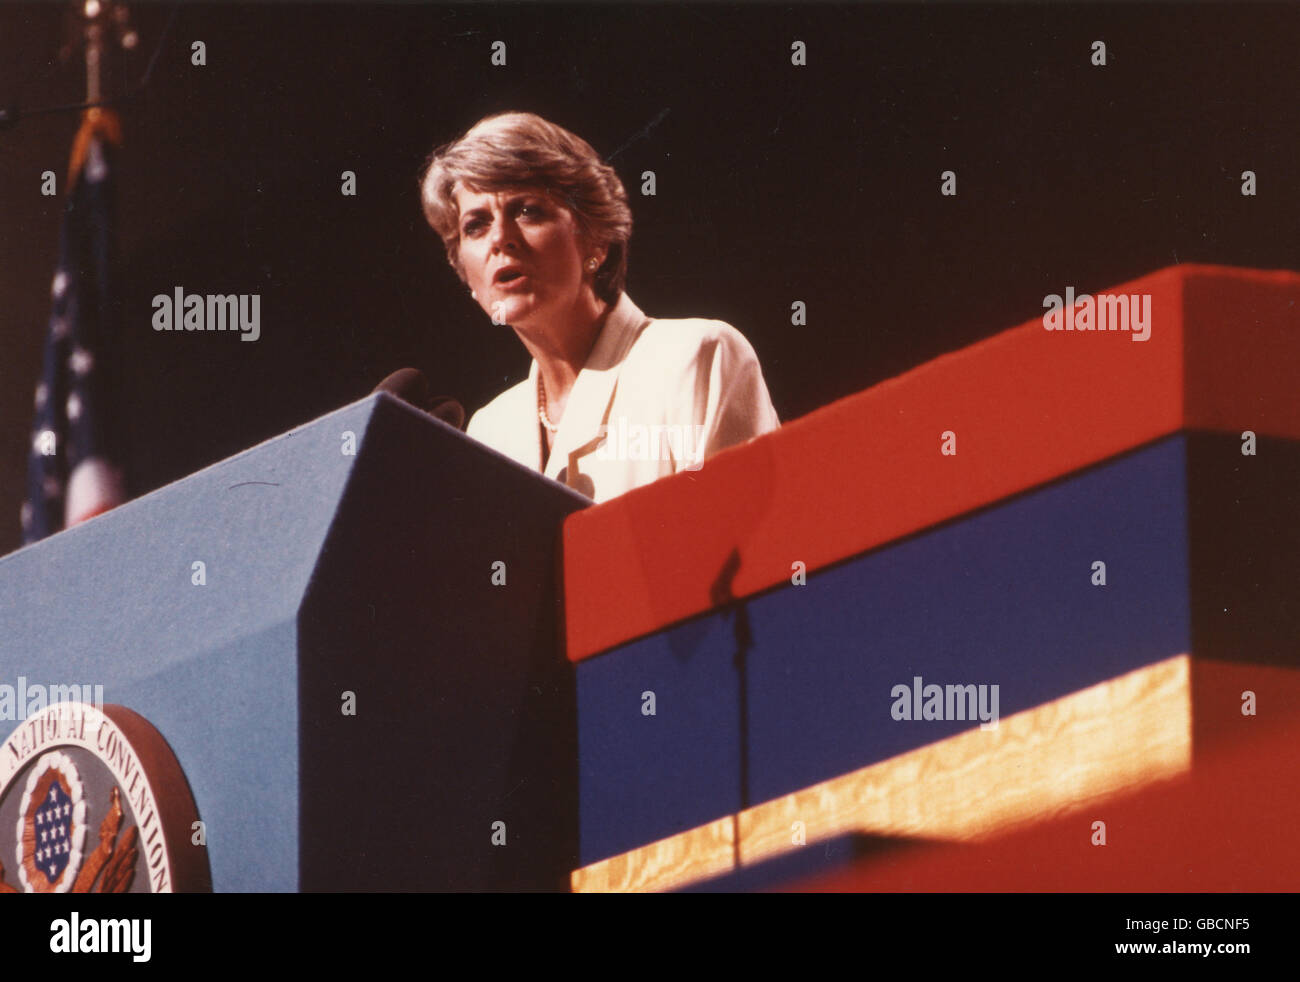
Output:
[{"xmin": 586, "ymin": 258, "xmax": 599, "ymax": 271}]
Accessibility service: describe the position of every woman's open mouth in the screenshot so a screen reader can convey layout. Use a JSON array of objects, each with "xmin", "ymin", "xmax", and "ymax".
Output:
[{"xmin": 495, "ymin": 271, "xmax": 530, "ymax": 290}]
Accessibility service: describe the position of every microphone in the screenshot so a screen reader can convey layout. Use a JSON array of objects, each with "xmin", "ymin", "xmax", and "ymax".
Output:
[{"xmin": 373, "ymin": 368, "xmax": 465, "ymax": 431}]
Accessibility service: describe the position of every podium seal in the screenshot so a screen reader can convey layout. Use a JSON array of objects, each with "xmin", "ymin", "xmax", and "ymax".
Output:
[{"xmin": 0, "ymin": 703, "xmax": 210, "ymax": 892}]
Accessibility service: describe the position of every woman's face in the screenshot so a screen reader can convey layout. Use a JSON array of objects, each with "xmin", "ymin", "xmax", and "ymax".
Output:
[{"xmin": 454, "ymin": 183, "xmax": 598, "ymax": 331}]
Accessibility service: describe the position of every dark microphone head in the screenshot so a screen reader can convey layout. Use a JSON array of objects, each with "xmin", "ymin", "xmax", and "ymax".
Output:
[
  {"xmin": 427, "ymin": 396, "xmax": 466, "ymax": 431},
  {"xmin": 375, "ymin": 367, "xmax": 432, "ymax": 406},
  {"xmin": 373, "ymin": 368, "xmax": 465, "ymax": 430}
]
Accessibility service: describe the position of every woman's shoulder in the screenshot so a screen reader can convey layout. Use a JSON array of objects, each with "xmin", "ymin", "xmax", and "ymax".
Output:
[{"xmin": 626, "ymin": 306, "xmax": 762, "ymax": 366}]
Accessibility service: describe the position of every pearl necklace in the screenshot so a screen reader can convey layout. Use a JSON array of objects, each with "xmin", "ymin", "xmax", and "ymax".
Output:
[{"xmin": 538, "ymin": 377, "xmax": 560, "ymax": 434}]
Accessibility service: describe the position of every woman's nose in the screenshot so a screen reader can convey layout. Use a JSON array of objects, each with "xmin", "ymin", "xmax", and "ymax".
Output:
[{"xmin": 489, "ymin": 215, "xmax": 519, "ymax": 252}]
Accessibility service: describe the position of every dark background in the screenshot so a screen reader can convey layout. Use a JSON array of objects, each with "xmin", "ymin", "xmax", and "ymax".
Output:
[{"xmin": 2, "ymin": 1, "xmax": 1297, "ymax": 557}]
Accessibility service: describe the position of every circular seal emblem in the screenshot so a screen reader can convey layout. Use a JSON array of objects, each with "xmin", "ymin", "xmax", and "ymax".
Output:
[
  {"xmin": 17, "ymin": 750, "xmax": 88, "ymax": 892},
  {"xmin": 0, "ymin": 703, "xmax": 210, "ymax": 893}
]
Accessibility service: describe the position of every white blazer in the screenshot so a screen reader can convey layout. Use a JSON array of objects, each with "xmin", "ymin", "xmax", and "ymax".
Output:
[{"xmin": 466, "ymin": 293, "xmax": 780, "ymax": 502}]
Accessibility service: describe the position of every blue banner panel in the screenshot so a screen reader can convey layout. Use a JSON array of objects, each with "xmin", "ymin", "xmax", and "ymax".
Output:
[{"xmin": 578, "ymin": 435, "xmax": 1192, "ymax": 866}]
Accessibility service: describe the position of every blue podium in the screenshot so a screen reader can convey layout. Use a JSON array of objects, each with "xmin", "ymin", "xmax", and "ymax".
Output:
[{"xmin": 0, "ymin": 394, "xmax": 589, "ymax": 891}]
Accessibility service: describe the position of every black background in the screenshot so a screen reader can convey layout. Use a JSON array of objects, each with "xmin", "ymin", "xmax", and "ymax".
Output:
[
  {"xmin": 1, "ymin": 1, "xmax": 1297, "ymax": 556},
  {"xmin": 2, "ymin": 891, "xmax": 1282, "ymax": 966}
]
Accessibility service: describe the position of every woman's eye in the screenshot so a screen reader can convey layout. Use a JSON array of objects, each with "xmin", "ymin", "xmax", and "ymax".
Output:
[{"xmin": 462, "ymin": 219, "xmax": 485, "ymax": 236}]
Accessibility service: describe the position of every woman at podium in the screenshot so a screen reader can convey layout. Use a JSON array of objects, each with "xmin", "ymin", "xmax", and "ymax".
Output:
[{"xmin": 419, "ymin": 111, "xmax": 779, "ymax": 503}]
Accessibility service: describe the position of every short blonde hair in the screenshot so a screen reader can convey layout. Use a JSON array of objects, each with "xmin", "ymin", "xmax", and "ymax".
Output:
[{"xmin": 420, "ymin": 112, "xmax": 633, "ymax": 304}]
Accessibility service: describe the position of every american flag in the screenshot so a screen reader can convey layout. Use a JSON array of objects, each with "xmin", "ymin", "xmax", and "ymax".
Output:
[{"xmin": 21, "ymin": 108, "xmax": 126, "ymax": 544}]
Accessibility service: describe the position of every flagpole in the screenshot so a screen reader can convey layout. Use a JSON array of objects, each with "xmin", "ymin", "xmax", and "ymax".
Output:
[
  {"xmin": 67, "ymin": 0, "xmax": 124, "ymax": 189},
  {"xmin": 0, "ymin": 1, "xmax": 160, "ymax": 133},
  {"xmin": 84, "ymin": 1, "xmax": 104, "ymax": 107}
]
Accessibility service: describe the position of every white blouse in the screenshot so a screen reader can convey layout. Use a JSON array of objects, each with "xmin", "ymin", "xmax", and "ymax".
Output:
[{"xmin": 466, "ymin": 293, "xmax": 780, "ymax": 502}]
